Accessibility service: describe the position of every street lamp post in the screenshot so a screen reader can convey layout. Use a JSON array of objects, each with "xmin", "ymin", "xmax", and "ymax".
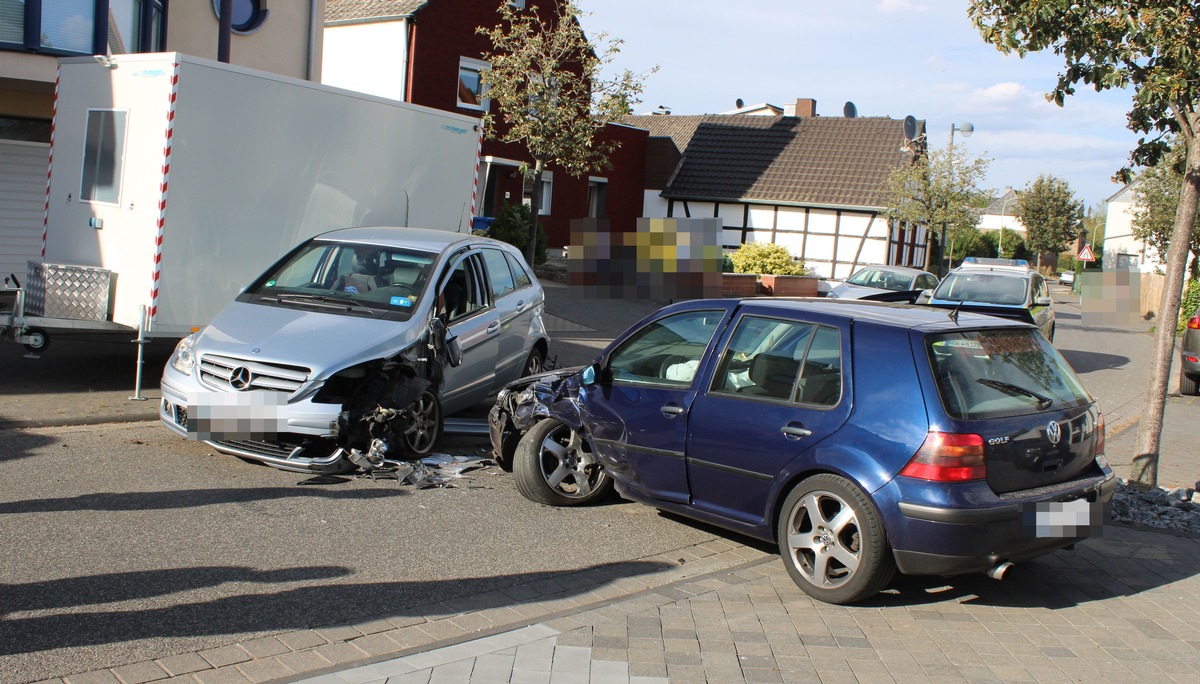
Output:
[{"xmin": 939, "ymin": 122, "xmax": 974, "ymax": 276}]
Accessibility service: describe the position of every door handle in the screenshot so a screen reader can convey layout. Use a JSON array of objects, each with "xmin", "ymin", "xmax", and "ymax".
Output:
[
  {"xmin": 782, "ymin": 425, "xmax": 812, "ymax": 439},
  {"xmin": 661, "ymin": 404, "xmax": 685, "ymax": 416},
  {"xmin": 516, "ymin": 300, "xmax": 527, "ymax": 312},
  {"xmin": 486, "ymin": 322, "xmax": 500, "ymax": 334}
]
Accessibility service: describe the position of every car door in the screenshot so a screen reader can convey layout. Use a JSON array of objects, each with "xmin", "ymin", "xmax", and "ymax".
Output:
[
  {"xmin": 480, "ymin": 247, "xmax": 537, "ymax": 385},
  {"xmin": 684, "ymin": 309, "xmax": 853, "ymax": 527},
  {"xmin": 579, "ymin": 306, "xmax": 730, "ymax": 504},
  {"xmin": 437, "ymin": 252, "xmax": 501, "ymax": 413}
]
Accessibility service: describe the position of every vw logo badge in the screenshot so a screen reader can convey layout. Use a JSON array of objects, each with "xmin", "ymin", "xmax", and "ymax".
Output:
[
  {"xmin": 229, "ymin": 366, "xmax": 253, "ymax": 391},
  {"xmin": 1046, "ymin": 420, "xmax": 1062, "ymax": 446}
]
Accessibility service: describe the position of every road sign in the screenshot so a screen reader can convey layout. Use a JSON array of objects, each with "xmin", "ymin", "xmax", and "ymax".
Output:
[{"xmin": 1077, "ymin": 244, "xmax": 1096, "ymax": 262}]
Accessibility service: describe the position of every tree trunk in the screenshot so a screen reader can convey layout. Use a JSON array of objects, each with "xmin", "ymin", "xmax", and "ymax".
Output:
[
  {"xmin": 1130, "ymin": 120, "xmax": 1200, "ymax": 489},
  {"xmin": 526, "ymin": 161, "xmax": 544, "ymax": 266}
]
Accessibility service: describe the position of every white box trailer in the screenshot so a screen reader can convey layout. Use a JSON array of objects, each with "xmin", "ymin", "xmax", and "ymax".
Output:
[{"xmin": 22, "ymin": 52, "xmax": 479, "ymax": 345}]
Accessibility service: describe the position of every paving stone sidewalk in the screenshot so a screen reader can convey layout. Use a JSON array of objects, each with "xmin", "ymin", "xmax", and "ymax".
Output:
[{"xmin": 45, "ymin": 522, "xmax": 1199, "ymax": 684}]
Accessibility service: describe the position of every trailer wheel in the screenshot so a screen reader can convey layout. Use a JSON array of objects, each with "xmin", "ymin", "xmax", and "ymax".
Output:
[{"xmin": 22, "ymin": 328, "xmax": 49, "ymax": 354}]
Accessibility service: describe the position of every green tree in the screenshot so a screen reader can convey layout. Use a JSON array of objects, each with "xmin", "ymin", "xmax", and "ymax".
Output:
[
  {"xmin": 969, "ymin": 0, "xmax": 1200, "ymax": 488},
  {"xmin": 478, "ymin": 1, "xmax": 655, "ymax": 263},
  {"xmin": 883, "ymin": 142, "xmax": 991, "ymax": 274},
  {"xmin": 1015, "ymin": 174, "xmax": 1084, "ymax": 270},
  {"xmin": 1132, "ymin": 141, "xmax": 1200, "ymax": 280}
]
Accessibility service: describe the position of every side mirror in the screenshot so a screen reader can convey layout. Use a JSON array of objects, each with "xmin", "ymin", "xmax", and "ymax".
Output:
[
  {"xmin": 1035, "ymin": 295, "xmax": 1053, "ymax": 306},
  {"xmin": 428, "ymin": 317, "xmax": 463, "ymax": 367},
  {"xmin": 581, "ymin": 365, "xmax": 596, "ymax": 385},
  {"xmin": 445, "ymin": 334, "xmax": 463, "ymax": 367}
]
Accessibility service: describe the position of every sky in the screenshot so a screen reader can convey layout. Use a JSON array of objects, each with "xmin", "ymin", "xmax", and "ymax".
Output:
[{"xmin": 576, "ymin": 0, "xmax": 1143, "ymax": 210}]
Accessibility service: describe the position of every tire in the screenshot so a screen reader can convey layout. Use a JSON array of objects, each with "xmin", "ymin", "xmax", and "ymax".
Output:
[
  {"xmin": 1181, "ymin": 370, "xmax": 1199, "ymax": 397},
  {"xmin": 522, "ymin": 347, "xmax": 545, "ymax": 377},
  {"xmin": 776, "ymin": 474, "xmax": 895, "ymax": 604},
  {"xmin": 22, "ymin": 327, "xmax": 49, "ymax": 354},
  {"xmin": 402, "ymin": 390, "xmax": 441, "ymax": 454},
  {"xmin": 513, "ymin": 419, "xmax": 612, "ymax": 506}
]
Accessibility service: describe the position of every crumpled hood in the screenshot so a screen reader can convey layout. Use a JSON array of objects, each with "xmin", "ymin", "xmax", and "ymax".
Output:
[{"xmin": 196, "ymin": 301, "xmax": 423, "ymax": 375}]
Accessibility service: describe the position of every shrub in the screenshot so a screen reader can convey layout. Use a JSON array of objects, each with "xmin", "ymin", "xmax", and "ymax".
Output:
[
  {"xmin": 488, "ymin": 203, "xmax": 547, "ymax": 264},
  {"xmin": 1178, "ymin": 278, "xmax": 1200, "ymax": 335},
  {"xmin": 729, "ymin": 242, "xmax": 806, "ymax": 275}
]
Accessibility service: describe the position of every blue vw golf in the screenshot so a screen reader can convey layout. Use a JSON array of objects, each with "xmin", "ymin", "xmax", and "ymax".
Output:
[{"xmin": 489, "ymin": 298, "xmax": 1114, "ymax": 604}]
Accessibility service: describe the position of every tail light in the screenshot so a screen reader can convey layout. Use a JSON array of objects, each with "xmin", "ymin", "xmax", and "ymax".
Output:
[
  {"xmin": 1188, "ymin": 314, "xmax": 1200, "ymax": 330},
  {"xmin": 1095, "ymin": 413, "xmax": 1105, "ymax": 456},
  {"xmin": 900, "ymin": 432, "xmax": 986, "ymax": 482}
]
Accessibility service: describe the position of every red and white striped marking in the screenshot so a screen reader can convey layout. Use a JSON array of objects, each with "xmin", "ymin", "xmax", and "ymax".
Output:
[
  {"xmin": 149, "ymin": 60, "xmax": 182, "ymax": 326},
  {"xmin": 469, "ymin": 120, "xmax": 485, "ymax": 219},
  {"xmin": 41, "ymin": 66, "xmax": 60, "ymax": 260}
]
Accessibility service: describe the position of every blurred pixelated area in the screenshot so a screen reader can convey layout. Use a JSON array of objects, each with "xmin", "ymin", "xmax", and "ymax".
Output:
[
  {"xmin": 566, "ymin": 218, "xmax": 724, "ymax": 299},
  {"xmin": 1079, "ymin": 270, "xmax": 1143, "ymax": 327}
]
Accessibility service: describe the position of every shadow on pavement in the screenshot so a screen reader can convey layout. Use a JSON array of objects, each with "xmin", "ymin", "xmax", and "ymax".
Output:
[
  {"xmin": 1058, "ymin": 349, "xmax": 1131, "ymax": 373},
  {"xmin": 0, "ymin": 559, "xmax": 671, "ymax": 658},
  {"xmin": 866, "ymin": 524, "xmax": 1199, "ymax": 609}
]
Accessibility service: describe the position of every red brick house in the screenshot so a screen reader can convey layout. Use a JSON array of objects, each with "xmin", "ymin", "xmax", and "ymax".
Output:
[{"xmin": 323, "ymin": 0, "xmax": 647, "ymax": 248}]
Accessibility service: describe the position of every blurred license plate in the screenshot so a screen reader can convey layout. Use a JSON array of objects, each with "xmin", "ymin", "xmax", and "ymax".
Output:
[
  {"xmin": 187, "ymin": 391, "xmax": 287, "ymax": 440},
  {"xmin": 1026, "ymin": 497, "xmax": 1103, "ymax": 538}
]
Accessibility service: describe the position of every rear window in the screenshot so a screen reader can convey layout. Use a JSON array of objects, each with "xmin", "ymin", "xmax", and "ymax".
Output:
[{"xmin": 926, "ymin": 329, "xmax": 1091, "ymax": 420}]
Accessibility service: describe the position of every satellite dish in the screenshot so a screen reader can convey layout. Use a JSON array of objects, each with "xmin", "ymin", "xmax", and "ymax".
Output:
[
  {"xmin": 903, "ymin": 115, "xmax": 917, "ymax": 141},
  {"xmin": 843, "ymin": 101, "xmax": 857, "ymax": 118},
  {"xmin": 736, "ymin": 98, "xmax": 745, "ymax": 109}
]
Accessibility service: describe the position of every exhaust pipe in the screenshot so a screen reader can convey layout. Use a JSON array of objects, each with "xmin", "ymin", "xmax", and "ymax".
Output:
[{"xmin": 986, "ymin": 561, "xmax": 1014, "ymax": 580}]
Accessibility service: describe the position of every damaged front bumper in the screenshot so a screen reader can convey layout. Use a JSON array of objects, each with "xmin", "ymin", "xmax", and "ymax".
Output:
[
  {"xmin": 161, "ymin": 359, "xmax": 435, "ymax": 474},
  {"xmin": 487, "ymin": 366, "xmax": 586, "ymax": 468}
]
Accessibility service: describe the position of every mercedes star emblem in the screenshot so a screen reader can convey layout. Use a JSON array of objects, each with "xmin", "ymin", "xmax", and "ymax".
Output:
[{"xmin": 229, "ymin": 366, "xmax": 253, "ymax": 391}]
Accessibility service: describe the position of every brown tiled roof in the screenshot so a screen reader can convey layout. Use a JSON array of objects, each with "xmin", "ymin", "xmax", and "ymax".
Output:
[
  {"xmin": 325, "ymin": 0, "xmax": 428, "ymax": 23},
  {"xmin": 622, "ymin": 114, "xmax": 921, "ymax": 210}
]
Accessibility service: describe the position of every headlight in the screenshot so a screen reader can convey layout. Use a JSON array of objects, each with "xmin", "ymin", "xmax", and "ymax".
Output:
[{"xmin": 170, "ymin": 334, "xmax": 197, "ymax": 374}]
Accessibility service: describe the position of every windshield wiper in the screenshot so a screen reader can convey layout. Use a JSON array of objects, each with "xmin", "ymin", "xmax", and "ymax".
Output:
[
  {"xmin": 976, "ymin": 378, "xmax": 1052, "ymax": 409},
  {"xmin": 273, "ymin": 293, "xmax": 370, "ymax": 310}
]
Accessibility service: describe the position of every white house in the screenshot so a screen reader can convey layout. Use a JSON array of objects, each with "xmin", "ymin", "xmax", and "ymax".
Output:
[
  {"xmin": 1101, "ymin": 183, "xmax": 1154, "ymax": 272},
  {"xmin": 977, "ymin": 187, "xmax": 1026, "ymax": 252}
]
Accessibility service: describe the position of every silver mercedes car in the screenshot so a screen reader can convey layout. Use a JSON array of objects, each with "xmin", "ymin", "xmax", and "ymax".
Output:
[{"xmin": 160, "ymin": 226, "xmax": 549, "ymax": 473}]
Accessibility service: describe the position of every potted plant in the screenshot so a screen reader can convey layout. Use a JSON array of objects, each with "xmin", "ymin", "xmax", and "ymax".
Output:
[{"xmin": 728, "ymin": 242, "xmax": 817, "ymax": 296}]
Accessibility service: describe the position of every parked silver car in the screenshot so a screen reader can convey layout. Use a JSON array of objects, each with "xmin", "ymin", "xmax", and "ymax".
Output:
[
  {"xmin": 1181, "ymin": 306, "xmax": 1200, "ymax": 396},
  {"xmin": 160, "ymin": 227, "xmax": 549, "ymax": 473},
  {"xmin": 825, "ymin": 265, "xmax": 939, "ymax": 300}
]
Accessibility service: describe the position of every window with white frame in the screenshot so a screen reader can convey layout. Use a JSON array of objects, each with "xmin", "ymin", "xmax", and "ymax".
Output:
[
  {"xmin": 588, "ymin": 178, "xmax": 608, "ymax": 218},
  {"xmin": 523, "ymin": 171, "xmax": 552, "ymax": 216},
  {"xmin": 457, "ymin": 57, "xmax": 490, "ymax": 111},
  {"xmin": 509, "ymin": 0, "xmax": 526, "ymax": 8}
]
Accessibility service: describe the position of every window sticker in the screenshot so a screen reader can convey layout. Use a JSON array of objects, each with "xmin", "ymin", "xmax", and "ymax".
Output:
[{"xmin": 391, "ymin": 296, "xmax": 415, "ymax": 307}]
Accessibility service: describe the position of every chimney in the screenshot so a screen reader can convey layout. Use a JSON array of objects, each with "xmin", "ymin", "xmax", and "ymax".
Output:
[{"xmin": 794, "ymin": 98, "xmax": 817, "ymax": 117}]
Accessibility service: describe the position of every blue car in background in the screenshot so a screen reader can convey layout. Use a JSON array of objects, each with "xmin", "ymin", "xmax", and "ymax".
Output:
[{"xmin": 489, "ymin": 298, "xmax": 1114, "ymax": 604}]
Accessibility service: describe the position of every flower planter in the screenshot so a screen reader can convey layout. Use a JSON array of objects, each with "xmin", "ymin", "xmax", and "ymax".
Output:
[
  {"xmin": 721, "ymin": 273, "xmax": 759, "ymax": 297},
  {"xmin": 759, "ymin": 274, "xmax": 820, "ymax": 297}
]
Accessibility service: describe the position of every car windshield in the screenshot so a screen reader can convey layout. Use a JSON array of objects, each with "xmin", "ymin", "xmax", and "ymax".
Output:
[
  {"xmin": 845, "ymin": 268, "xmax": 913, "ymax": 291},
  {"xmin": 926, "ymin": 329, "xmax": 1091, "ymax": 420},
  {"xmin": 933, "ymin": 272, "xmax": 1028, "ymax": 305},
  {"xmin": 245, "ymin": 240, "xmax": 436, "ymax": 319}
]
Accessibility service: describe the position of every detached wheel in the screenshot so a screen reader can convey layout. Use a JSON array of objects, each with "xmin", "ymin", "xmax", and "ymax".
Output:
[
  {"xmin": 513, "ymin": 419, "xmax": 612, "ymax": 506},
  {"xmin": 403, "ymin": 390, "xmax": 441, "ymax": 454},
  {"xmin": 1181, "ymin": 369, "xmax": 1199, "ymax": 397},
  {"xmin": 522, "ymin": 347, "xmax": 545, "ymax": 377},
  {"xmin": 777, "ymin": 474, "xmax": 895, "ymax": 604},
  {"xmin": 22, "ymin": 327, "xmax": 49, "ymax": 353}
]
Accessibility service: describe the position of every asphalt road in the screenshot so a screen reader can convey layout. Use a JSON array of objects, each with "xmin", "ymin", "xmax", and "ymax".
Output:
[{"xmin": 0, "ymin": 421, "xmax": 730, "ymax": 683}]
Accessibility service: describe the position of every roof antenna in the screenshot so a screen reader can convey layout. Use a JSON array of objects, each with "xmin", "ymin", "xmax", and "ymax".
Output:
[{"xmin": 948, "ymin": 301, "xmax": 962, "ymax": 324}]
